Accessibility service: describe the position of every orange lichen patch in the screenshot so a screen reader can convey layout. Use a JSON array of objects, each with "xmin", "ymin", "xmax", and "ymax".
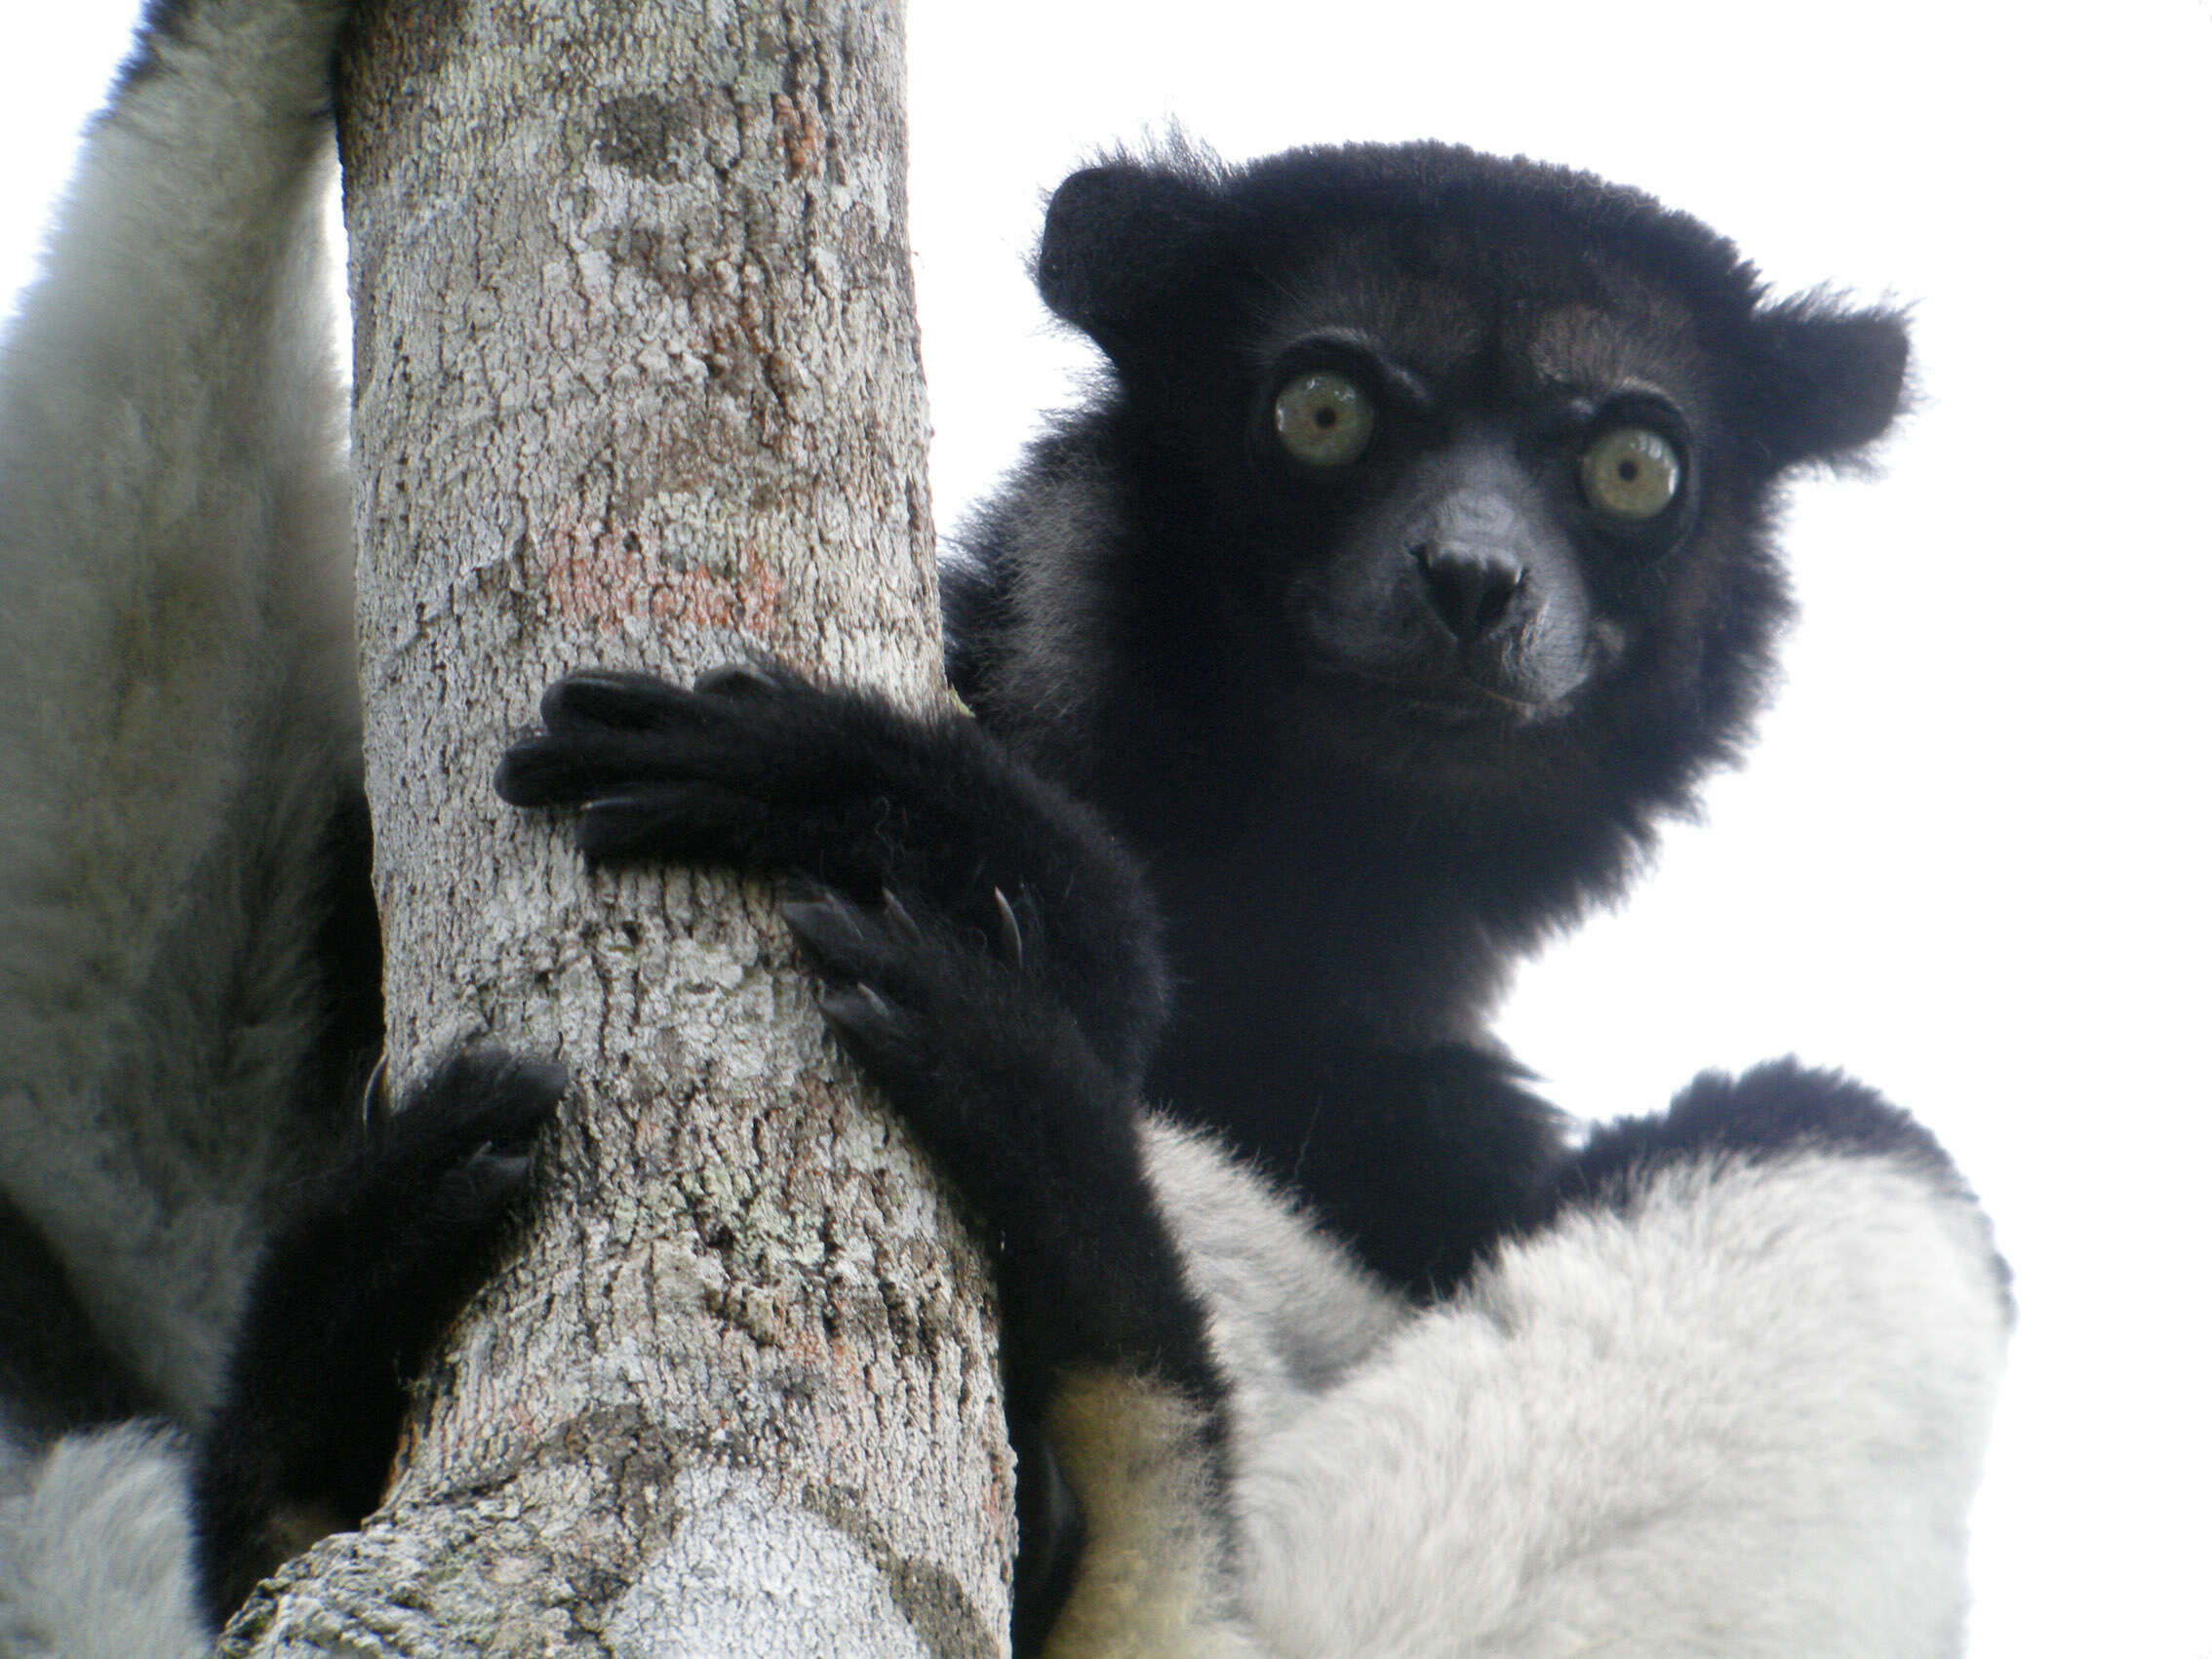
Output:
[
  {"xmin": 535, "ymin": 500, "xmax": 782, "ymax": 636},
  {"xmin": 771, "ymin": 93, "xmax": 826, "ymax": 181}
]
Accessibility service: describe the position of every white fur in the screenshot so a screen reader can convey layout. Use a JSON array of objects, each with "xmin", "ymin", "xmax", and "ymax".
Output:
[
  {"xmin": 0, "ymin": 1, "xmax": 354, "ymax": 1650},
  {"xmin": 1141, "ymin": 1121, "xmax": 1408, "ymax": 1441},
  {"xmin": 1126, "ymin": 1128, "xmax": 2008, "ymax": 1659},
  {"xmin": 0, "ymin": 0, "xmax": 352, "ymax": 1436},
  {"xmin": 0, "ymin": 1428, "xmax": 203, "ymax": 1659}
]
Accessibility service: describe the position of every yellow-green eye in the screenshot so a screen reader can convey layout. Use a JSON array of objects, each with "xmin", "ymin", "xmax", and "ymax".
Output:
[
  {"xmin": 1274, "ymin": 371, "xmax": 1376, "ymax": 467},
  {"xmin": 1580, "ymin": 426, "xmax": 1682, "ymax": 522}
]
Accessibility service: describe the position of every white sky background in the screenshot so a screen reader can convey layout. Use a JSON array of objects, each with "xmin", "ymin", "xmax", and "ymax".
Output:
[{"xmin": 4, "ymin": 2, "xmax": 2208, "ymax": 1652}]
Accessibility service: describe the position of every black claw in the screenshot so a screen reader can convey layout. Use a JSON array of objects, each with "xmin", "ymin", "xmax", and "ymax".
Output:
[
  {"xmin": 882, "ymin": 889, "xmax": 923, "ymax": 943},
  {"xmin": 358, "ymin": 1052, "xmax": 393, "ymax": 1126},
  {"xmin": 993, "ymin": 888, "xmax": 1026, "ymax": 970},
  {"xmin": 820, "ymin": 982, "xmax": 907, "ymax": 1044},
  {"xmin": 783, "ymin": 891, "xmax": 868, "ymax": 956}
]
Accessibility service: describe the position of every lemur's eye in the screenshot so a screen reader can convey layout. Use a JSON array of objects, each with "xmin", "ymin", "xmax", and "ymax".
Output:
[
  {"xmin": 1580, "ymin": 426, "xmax": 1682, "ymax": 521},
  {"xmin": 1274, "ymin": 371, "xmax": 1376, "ymax": 467}
]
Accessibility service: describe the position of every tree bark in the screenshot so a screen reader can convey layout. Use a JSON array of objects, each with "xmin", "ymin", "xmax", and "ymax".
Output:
[{"xmin": 222, "ymin": 1, "xmax": 1010, "ymax": 1651}]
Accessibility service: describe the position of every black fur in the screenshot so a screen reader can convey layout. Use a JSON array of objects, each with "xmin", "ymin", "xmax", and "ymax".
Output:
[
  {"xmin": 1556, "ymin": 1059, "xmax": 1961, "ymax": 1216},
  {"xmin": 785, "ymin": 891, "xmax": 1215, "ymax": 1400},
  {"xmin": 498, "ymin": 660, "xmax": 1169, "ymax": 1084},
  {"xmin": 954, "ymin": 141, "xmax": 1908, "ymax": 1289},
  {"xmin": 1546, "ymin": 1059, "xmax": 2012, "ymax": 1312},
  {"xmin": 188, "ymin": 1049, "xmax": 565, "ymax": 1623},
  {"xmin": 0, "ymin": 1195, "xmax": 152, "ymax": 1443},
  {"xmin": 497, "ymin": 142, "xmax": 1916, "ymax": 1648}
]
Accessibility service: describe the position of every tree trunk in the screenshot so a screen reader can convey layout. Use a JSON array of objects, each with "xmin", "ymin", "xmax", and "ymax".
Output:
[{"xmin": 222, "ymin": 1, "xmax": 1010, "ymax": 1651}]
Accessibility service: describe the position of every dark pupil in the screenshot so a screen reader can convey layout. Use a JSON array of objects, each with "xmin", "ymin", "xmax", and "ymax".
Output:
[
  {"xmin": 1616, "ymin": 457, "xmax": 1639, "ymax": 482},
  {"xmin": 1314, "ymin": 405, "xmax": 1338, "ymax": 430}
]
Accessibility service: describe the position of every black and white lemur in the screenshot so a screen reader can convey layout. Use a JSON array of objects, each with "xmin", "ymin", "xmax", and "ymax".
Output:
[
  {"xmin": 0, "ymin": 2, "xmax": 562, "ymax": 1652},
  {"xmin": 0, "ymin": 0, "xmax": 2007, "ymax": 1652},
  {"xmin": 498, "ymin": 145, "xmax": 2012, "ymax": 1656}
]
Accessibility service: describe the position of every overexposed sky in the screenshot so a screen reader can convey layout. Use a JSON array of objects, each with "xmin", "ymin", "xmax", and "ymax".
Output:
[{"xmin": 6, "ymin": 3, "xmax": 2210, "ymax": 1653}]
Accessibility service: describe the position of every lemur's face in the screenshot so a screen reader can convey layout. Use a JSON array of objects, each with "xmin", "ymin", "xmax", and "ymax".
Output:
[
  {"xmin": 1250, "ymin": 272, "xmax": 1714, "ymax": 716},
  {"xmin": 1160, "ymin": 226, "xmax": 1787, "ymax": 803},
  {"xmin": 1021, "ymin": 147, "xmax": 1903, "ymax": 810}
]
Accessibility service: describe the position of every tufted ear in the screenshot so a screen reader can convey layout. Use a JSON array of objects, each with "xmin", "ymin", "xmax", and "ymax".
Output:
[
  {"xmin": 1742, "ymin": 296, "xmax": 1912, "ymax": 468},
  {"xmin": 1034, "ymin": 158, "xmax": 1223, "ymax": 366}
]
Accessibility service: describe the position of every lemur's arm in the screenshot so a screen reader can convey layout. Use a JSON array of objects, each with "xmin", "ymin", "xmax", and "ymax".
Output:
[{"xmin": 497, "ymin": 662, "xmax": 1170, "ymax": 1084}]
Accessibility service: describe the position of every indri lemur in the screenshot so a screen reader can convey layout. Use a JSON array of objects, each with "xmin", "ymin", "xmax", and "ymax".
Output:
[
  {"xmin": 0, "ymin": 0, "xmax": 2009, "ymax": 1648},
  {"xmin": 498, "ymin": 144, "xmax": 2012, "ymax": 1656}
]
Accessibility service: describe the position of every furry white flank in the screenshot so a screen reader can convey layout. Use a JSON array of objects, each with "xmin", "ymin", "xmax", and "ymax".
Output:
[{"xmin": 1133, "ymin": 1128, "xmax": 2006, "ymax": 1658}]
